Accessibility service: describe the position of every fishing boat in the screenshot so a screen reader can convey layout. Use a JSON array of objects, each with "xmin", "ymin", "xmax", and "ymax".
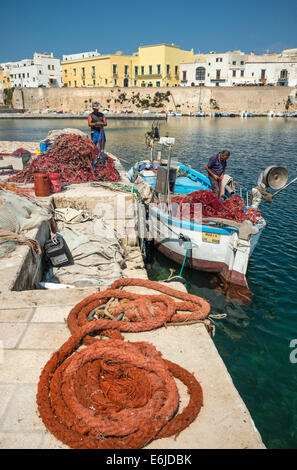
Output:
[{"xmin": 128, "ymin": 134, "xmax": 291, "ymax": 291}]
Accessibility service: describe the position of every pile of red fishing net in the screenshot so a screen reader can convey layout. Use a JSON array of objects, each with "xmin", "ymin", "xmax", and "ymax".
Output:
[
  {"xmin": 8, "ymin": 134, "xmax": 120, "ymax": 185},
  {"xmin": 171, "ymin": 190, "xmax": 262, "ymax": 225}
]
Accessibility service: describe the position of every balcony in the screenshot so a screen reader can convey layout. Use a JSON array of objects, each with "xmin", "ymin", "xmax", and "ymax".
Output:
[{"xmin": 135, "ymin": 73, "xmax": 162, "ymax": 79}]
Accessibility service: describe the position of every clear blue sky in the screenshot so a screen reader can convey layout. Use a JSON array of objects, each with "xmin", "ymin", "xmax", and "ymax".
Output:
[{"xmin": 0, "ymin": 0, "xmax": 296, "ymax": 62}]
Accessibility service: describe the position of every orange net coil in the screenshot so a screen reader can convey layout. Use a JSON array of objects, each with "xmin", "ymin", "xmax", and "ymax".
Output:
[{"xmin": 36, "ymin": 278, "xmax": 210, "ymax": 449}]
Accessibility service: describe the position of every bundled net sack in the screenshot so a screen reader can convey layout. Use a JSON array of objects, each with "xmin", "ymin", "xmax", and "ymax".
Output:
[{"xmin": 8, "ymin": 134, "xmax": 120, "ymax": 185}]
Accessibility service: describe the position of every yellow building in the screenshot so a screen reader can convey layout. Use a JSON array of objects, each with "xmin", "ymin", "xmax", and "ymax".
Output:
[
  {"xmin": 61, "ymin": 44, "xmax": 196, "ymax": 88},
  {"xmin": 0, "ymin": 67, "xmax": 12, "ymax": 89},
  {"xmin": 136, "ymin": 44, "xmax": 196, "ymax": 87},
  {"xmin": 62, "ymin": 52, "xmax": 139, "ymax": 88}
]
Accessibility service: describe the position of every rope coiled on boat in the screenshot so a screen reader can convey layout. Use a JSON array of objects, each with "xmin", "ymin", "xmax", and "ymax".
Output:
[{"xmin": 36, "ymin": 278, "xmax": 210, "ymax": 449}]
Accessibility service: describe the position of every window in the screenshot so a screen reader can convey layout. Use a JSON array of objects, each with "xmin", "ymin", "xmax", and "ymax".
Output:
[
  {"xmin": 232, "ymin": 61, "xmax": 236, "ymax": 65},
  {"xmin": 166, "ymin": 64, "xmax": 170, "ymax": 74},
  {"xmin": 27, "ymin": 73, "xmax": 29, "ymax": 77},
  {"xmin": 82, "ymin": 67, "xmax": 85, "ymax": 77},
  {"xmin": 74, "ymin": 80, "xmax": 77, "ymax": 87},
  {"xmin": 156, "ymin": 81, "xmax": 160, "ymax": 87},
  {"xmin": 124, "ymin": 65, "xmax": 128, "ymax": 75},
  {"xmin": 134, "ymin": 80, "xmax": 137, "ymax": 86},
  {"xmin": 261, "ymin": 69, "xmax": 266, "ymax": 79},
  {"xmin": 52, "ymin": 65, "xmax": 55, "ymax": 70},
  {"xmin": 175, "ymin": 65, "xmax": 178, "ymax": 75},
  {"xmin": 83, "ymin": 80, "xmax": 85, "ymax": 86},
  {"xmin": 134, "ymin": 66, "xmax": 138, "ymax": 76},
  {"xmin": 113, "ymin": 64, "xmax": 117, "ymax": 74},
  {"xmin": 280, "ymin": 69, "xmax": 288, "ymax": 79},
  {"xmin": 105, "ymin": 79, "xmax": 108, "ymax": 84},
  {"xmin": 182, "ymin": 71, "xmax": 187, "ymax": 81},
  {"xmin": 64, "ymin": 70, "xmax": 67, "ymax": 76},
  {"xmin": 48, "ymin": 65, "xmax": 51, "ymax": 70},
  {"xmin": 241, "ymin": 70, "xmax": 244, "ymax": 77},
  {"xmin": 93, "ymin": 79, "xmax": 96, "ymax": 85},
  {"xmin": 195, "ymin": 67, "xmax": 205, "ymax": 80},
  {"xmin": 240, "ymin": 61, "xmax": 244, "ymax": 65},
  {"xmin": 232, "ymin": 70, "xmax": 236, "ymax": 77},
  {"xmin": 149, "ymin": 65, "xmax": 152, "ymax": 75},
  {"xmin": 68, "ymin": 81, "xmax": 71, "ymax": 86},
  {"xmin": 157, "ymin": 64, "xmax": 161, "ymax": 74},
  {"xmin": 114, "ymin": 78, "xmax": 117, "ymax": 85},
  {"xmin": 148, "ymin": 81, "xmax": 153, "ymax": 87},
  {"xmin": 141, "ymin": 66, "xmax": 144, "ymax": 75},
  {"xmin": 39, "ymin": 70, "xmax": 42, "ymax": 75},
  {"xmin": 216, "ymin": 70, "xmax": 221, "ymax": 80},
  {"xmin": 73, "ymin": 68, "xmax": 76, "ymax": 76}
]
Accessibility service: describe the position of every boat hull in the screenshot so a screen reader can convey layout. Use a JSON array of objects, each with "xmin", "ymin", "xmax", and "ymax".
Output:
[{"xmin": 149, "ymin": 206, "xmax": 264, "ymax": 289}]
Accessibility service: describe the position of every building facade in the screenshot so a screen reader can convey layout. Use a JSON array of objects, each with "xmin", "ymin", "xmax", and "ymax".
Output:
[
  {"xmin": 61, "ymin": 44, "xmax": 196, "ymax": 88},
  {"xmin": 180, "ymin": 49, "xmax": 297, "ymax": 87},
  {"xmin": 180, "ymin": 50, "xmax": 247, "ymax": 87},
  {"xmin": 0, "ymin": 52, "xmax": 63, "ymax": 88}
]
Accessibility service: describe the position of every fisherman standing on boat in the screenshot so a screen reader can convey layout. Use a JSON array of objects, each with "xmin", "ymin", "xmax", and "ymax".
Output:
[
  {"xmin": 88, "ymin": 102, "xmax": 107, "ymax": 154},
  {"xmin": 205, "ymin": 150, "xmax": 230, "ymax": 198}
]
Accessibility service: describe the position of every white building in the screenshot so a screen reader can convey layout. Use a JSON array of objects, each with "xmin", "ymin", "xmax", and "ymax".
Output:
[
  {"xmin": 180, "ymin": 49, "xmax": 297, "ymax": 87},
  {"xmin": 180, "ymin": 50, "xmax": 247, "ymax": 87},
  {"xmin": 244, "ymin": 52, "xmax": 297, "ymax": 86},
  {"xmin": 62, "ymin": 50, "xmax": 100, "ymax": 61},
  {"xmin": 0, "ymin": 52, "xmax": 63, "ymax": 88}
]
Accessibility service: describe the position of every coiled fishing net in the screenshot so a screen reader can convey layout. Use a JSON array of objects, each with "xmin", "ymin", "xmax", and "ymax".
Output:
[{"xmin": 36, "ymin": 279, "xmax": 209, "ymax": 449}]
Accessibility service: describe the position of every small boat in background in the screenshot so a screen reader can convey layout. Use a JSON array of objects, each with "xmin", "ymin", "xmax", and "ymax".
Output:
[{"xmin": 247, "ymin": 113, "xmax": 254, "ymax": 117}]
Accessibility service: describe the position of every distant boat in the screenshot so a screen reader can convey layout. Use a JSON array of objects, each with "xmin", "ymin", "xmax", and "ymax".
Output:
[
  {"xmin": 229, "ymin": 112, "xmax": 236, "ymax": 117},
  {"xmin": 247, "ymin": 113, "xmax": 254, "ymax": 117},
  {"xmin": 214, "ymin": 112, "xmax": 222, "ymax": 117},
  {"xmin": 167, "ymin": 112, "xmax": 175, "ymax": 117},
  {"xmin": 175, "ymin": 112, "xmax": 182, "ymax": 117},
  {"xmin": 221, "ymin": 112, "xmax": 229, "ymax": 117},
  {"xmin": 195, "ymin": 112, "xmax": 206, "ymax": 117}
]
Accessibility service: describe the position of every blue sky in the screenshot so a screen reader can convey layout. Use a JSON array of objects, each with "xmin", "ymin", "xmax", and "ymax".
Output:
[{"xmin": 0, "ymin": 0, "xmax": 296, "ymax": 62}]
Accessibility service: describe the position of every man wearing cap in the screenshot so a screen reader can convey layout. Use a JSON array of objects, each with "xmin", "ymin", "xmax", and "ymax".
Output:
[
  {"xmin": 88, "ymin": 102, "xmax": 107, "ymax": 154},
  {"xmin": 205, "ymin": 150, "xmax": 231, "ymax": 198}
]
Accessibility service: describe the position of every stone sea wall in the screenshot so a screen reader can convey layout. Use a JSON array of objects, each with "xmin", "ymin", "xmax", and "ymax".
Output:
[{"xmin": 12, "ymin": 86, "xmax": 297, "ymax": 114}]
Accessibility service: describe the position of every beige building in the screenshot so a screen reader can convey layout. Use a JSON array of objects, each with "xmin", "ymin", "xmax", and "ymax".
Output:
[{"xmin": 61, "ymin": 44, "xmax": 196, "ymax": 88}]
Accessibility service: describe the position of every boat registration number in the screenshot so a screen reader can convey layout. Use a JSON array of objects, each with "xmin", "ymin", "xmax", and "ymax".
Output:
[{"xmin": 202, "ymin": 232, "xmax": 221, "ymax": 244}]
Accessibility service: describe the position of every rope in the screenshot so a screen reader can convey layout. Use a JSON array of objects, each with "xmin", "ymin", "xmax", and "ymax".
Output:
[
  {"xmin": 0, "ymin": 228, "xmax": 41, "ymax": 254},
  {"xmin": 36, "ymin": 278, "xmax": 209, "ymax": 449}
]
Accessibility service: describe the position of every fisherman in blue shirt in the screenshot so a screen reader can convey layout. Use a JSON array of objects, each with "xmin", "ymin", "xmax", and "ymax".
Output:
[{"xmin": 205, "ymin": 150, "xmax": 230, "ymax": 197}]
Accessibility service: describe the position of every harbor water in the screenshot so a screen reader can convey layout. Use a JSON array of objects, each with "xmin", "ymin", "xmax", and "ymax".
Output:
[{"xmin": 0, "ymin": 116, "xmax": 297, "ymax": 449}]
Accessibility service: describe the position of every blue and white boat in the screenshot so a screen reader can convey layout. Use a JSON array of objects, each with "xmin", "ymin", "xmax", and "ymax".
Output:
[{"xmin": 127, "ymin": 143, "xmax": 270, "ymax": 290}]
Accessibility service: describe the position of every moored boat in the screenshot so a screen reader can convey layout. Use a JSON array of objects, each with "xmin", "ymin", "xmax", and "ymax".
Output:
[{"xmin": 127, "ymin": 134, "xmax": 291, "ymax": 293}]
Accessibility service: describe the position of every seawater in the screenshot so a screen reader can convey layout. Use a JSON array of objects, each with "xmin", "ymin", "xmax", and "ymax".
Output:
[{"xmin": 1, "ymin": 116, "xmax": 297, "ymax": 449}]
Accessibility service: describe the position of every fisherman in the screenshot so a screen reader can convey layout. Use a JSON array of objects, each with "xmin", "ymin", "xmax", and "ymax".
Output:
[
  {"xmin": 88, "ymin": 102, "xmax": 108, "ymax": 171},
  {"xmin": 205, "ymin": 150, "xmax": 231, "ymax": 198},
  {"xmin": 88, "ymin": 102, "xmax": 107, "ymax": 154}
]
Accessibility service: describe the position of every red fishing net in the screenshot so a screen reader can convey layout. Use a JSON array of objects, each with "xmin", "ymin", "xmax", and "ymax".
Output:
[
  {"xmin": 8, "ymin": 134, "xmax": 120, "ymax": 185},
  {"xmin": 171, "ymin": 190, "xmax": 262, "ymax": 225}
]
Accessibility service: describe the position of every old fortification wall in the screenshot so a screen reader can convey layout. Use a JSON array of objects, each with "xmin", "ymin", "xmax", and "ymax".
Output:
[{"xmin": 12, "ymin": 86, "xmax": 296, "ymax": 114}]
